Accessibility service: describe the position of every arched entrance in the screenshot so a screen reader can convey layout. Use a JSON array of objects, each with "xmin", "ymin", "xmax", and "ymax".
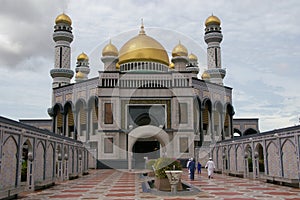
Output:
[
  {"xmin": 132, "ymin": 138, "xmax": 160, "ymax": 169},
  {"xmin": 128, "ymin": 125, "xmax": 169, "ymax": 170}
]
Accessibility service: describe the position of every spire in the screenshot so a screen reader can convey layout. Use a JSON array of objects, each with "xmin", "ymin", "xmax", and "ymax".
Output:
[{"xmin": 139, "ymin": 18, "xmax": 145, "ymax": 35}]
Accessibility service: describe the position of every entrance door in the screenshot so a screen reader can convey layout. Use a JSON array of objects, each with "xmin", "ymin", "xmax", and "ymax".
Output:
[{"xmin": 132, "ymin": 141, "xmax": 160, "ymax": 169}]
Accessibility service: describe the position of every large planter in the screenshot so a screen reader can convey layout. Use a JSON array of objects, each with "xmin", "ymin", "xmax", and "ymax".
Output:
[{"xmin": 154, "ymin": 177, "xmax": 183, "ymax": 191}]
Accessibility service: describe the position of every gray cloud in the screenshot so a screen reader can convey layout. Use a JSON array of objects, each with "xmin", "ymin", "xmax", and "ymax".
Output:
[{"xmin": 0, "ymin": 0, "xmax": 299, "ymax": 132}]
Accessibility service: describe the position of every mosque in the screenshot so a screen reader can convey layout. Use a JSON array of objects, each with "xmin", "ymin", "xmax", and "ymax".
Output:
[{"xmin": 47, "ymin": 13, "xmax": 256, "ymax": 169}]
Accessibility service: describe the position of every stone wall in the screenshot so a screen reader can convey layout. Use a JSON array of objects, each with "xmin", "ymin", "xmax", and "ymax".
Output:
[
  {"xmin": 0, "ymin": 116, "xmax": 95, "ymax": 199},
  {"xmin": 211, "ymin": 125, "xmax": 300, "ymax": 187}
]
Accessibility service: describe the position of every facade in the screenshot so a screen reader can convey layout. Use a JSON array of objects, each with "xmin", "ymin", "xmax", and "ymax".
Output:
[{"xmin": 47, "ymin": 13, "xmax": 235, "ymax": 169}]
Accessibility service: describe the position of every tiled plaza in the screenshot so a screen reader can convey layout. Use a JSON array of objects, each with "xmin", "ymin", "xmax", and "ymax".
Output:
[{"xmin": 17, "ymin": 169, "xmax": 300, "ymax": 200}]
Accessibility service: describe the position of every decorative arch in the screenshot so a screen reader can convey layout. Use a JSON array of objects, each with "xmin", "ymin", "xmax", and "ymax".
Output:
[
  {"xmin": 64, "ymin": 101, "xmax": 75, "ymax": 138},
  {"xmin": 214, "ymin": 101, "xmax": 223, "ymax": 139},
  {"xmin": 244, "ymin": 128, "xmax": 258, "ymax": 136},
  {"xmin": 53, "ymin": 103, "xmax": 64, "ymax": 134},
  {"xmin": 255, "ymin": 143, "xmax": 265, "ymax": 174},
  {"xmin": 35, "ymin": 141, "xmax": 46, "ymax": 182},
  {"xmin": 128, "ymin": 125, "xmax": 169, "ymax": 170},
  {"xmin": 266, "ymin": 141, "xmax": 280, "ymax": 176},
  {"xmin": 193, "ymin": 96, "xmax": 202, "ymax": 147},
  {"xmin": 233, "ymin": 128, "xmax": 241, "ymax": 137},
  {"xmin": 281, "ymin": 139, "xmax": 297, "ymax": 179},
  {"xmin": 46, "ymin": 143, "xmax": 55, "ymax": 179},
  {"xmin": 75, "ymin": 99, "xmax": 88, "ymax": 141},
  {"xmin": 1, "ymin": 136, "xmax": 18, "ymax": 188},
  {"xmin": 202, "ymin": 98, "xmax": 212, "ymax": 138},
  {"xmin": 224, "ymin": 103, "xmax": 234, "ymax": 139}
]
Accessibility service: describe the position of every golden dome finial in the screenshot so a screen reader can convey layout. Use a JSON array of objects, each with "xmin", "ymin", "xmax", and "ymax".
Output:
[
  {"xmin": 102, "ymin": 40, "xmax": 118, "ymax": 57},
  {"xmin": 139, "ymin": 18, "xmax": 146, "ymax": 35},
  {"xmin": 205, "ymin": 14, "xmax": 221, "ymax": 26},
  {"xmin": 172, "ymin": 41, "xmax": 188, "ymax": 57},
  {"xmin": 188, "ymin": 52, "xmax": 198, "ymax": 61},
  {"xmin": 77, "ymin": 52, "xmax": 89, "ymax": 61},
  {"xmin": 55, "ymin": 13, "xmax": 72, "ymax": 25}
]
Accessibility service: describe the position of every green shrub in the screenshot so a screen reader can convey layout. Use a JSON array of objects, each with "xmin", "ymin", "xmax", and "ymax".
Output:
[
  {"xmin": 153, "ymin": 157, "xmax": 182, "ymax": 178},
  {"xmin": 146, "ymin": 159, "xmax": 156, "ymax": 170}
]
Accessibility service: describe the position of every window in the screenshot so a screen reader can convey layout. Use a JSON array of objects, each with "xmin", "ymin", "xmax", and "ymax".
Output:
[
  {"xmin": 104, "ymin": 103, "xmax": 113, "ymax": 124},
  {"xmin": 179, "ymin": 137, "xmax": 189, "ymax": 153},
  {"xmin": 179, "ymin": 103, "xmax": 188, "ymax": 124},
  {"xmin": 104, "ymin": 138, "xmax": 113, "ymax": 153}
]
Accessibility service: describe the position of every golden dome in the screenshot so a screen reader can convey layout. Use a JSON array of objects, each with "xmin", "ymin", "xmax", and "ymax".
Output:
[
  {"xmin": 102, "ymin": 40, "xmax": 118, "ymax": 57},
  {"xmin": 205, "ymin": 15, "xmax": 221, "ymax": 26},
  {"xmin": 201, "ymin": 72, "xmax": 210, "ymax": 79},
  {"xmin": 169, "ymin": 62, "xmax": 175, "ymax": 69},
  {"xmin": 75, "ymin": 71, "xmax": 85, "ymax": 79},
  {"xmin": 77, "ymin": 52, "xmax": 89, "ymax": 61},
  {"xmin": 116, "ymin": 63, "xmax": 120, "ymax": 69},
  {"xmin": 188, "ymin": 53, "xmax": 198, "ymax": 61},
  {"xmin": 55, "ymin": 13, "xmax": 72, "ymax": 25},
  {"xmin": 172, "ymin": 41, "xmax": 188, "ymax": 57},
  {"xmin": 118, "ymin": 25, "xmax": 169, "ymax": 66}
]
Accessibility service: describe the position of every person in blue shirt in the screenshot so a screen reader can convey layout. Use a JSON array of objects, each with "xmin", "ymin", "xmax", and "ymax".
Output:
[{"xmin": 197, "ymin": 161, "xmax": 202, "ymax": 174}]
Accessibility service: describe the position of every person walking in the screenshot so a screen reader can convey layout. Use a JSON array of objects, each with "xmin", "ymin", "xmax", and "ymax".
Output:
[
  {"xmin": 188, "ymin": 158, "xmax": 196, "ymax": 180},
  {"xmin": 205, "ymin": 157, "xmax": 215, "ymax": 179},
  {"xmin": 197, "ymin": 161, "xmax": 202, "ymax": 174}
]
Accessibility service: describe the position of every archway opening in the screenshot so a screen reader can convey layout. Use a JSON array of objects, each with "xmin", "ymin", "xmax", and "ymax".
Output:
[
  {"xmin": 21, "ymin": 142, "xmax": 29, "ymax": 182},
  {"xmin": 132, "ymin": 138, "xmax": 160, "ymax": 169},
  {"xmin": 256, "ymin": 144, "xmax": 264, "ymax": 173}
]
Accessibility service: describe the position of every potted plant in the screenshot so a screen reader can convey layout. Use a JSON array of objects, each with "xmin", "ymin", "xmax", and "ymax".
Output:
[{"xmin": 153, "ymin": 157, "xmax": 183, "ymax": 191}]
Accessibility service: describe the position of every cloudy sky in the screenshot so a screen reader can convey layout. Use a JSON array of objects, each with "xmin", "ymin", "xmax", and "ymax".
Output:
[{"xmin": 0, "ymin": 0, "xmax": 299, "ymax": 132}]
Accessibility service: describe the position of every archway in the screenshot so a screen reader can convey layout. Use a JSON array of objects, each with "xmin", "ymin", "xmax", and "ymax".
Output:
[
  {"xmin": 132, "ymin": 138, "xmax": 160, "ymax": 169},
  {"xmin": 128, "ymin": 125, "xmax": 169, "ymax": 170},
  {"xmin": 255, "ymin": 143, "xmax": 265, "ymax": 177}
]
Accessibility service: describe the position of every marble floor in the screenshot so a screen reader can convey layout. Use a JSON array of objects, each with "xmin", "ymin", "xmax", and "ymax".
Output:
[{"xmin": 18, "ymin": 169, "xmax": 300, "ymax": 200}]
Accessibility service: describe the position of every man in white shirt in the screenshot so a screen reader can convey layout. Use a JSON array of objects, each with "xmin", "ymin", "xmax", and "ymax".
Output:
[{"xmin": 205, "ymin": 157, "xmax": 215, "ymax": 179}]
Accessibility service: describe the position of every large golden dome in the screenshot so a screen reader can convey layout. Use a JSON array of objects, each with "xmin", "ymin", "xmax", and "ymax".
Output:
[
  {"xmin": 102, "ymin": 40, "xmax": 118, "ymax": 57},
  {"xmin": 172, "ymin": 41, "xmax": 188, "ymax": 57},
  {"xmin": 205, "ymin": 15, "xmax": 221, "ymax": 26},
  {"xmin": 55, "ymin": 13, "xmax": 72, "ymax": 25},
  {"xmin": 118, "ymin": 25, "xmax": 169, "ymax": 66}
]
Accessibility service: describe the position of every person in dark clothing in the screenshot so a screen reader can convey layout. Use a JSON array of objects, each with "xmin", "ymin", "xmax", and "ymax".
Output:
[
  {"xmin": 188, "ymin": 158, "xmax": 196, "ymax": 180},
  {"xmin": 197, "ymin": 161, "xmax": 202, "ymax": 174}
]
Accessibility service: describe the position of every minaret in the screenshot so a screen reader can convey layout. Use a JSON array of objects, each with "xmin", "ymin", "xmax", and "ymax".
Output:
[
  {"xmin": 50, "ymin": 13, "xmax": 74, "ymax": 88},
  {"xmin": 101, "ymin": 40, "xmax": 119, "ymax": 71},
  {"xmin": 75, "ymin": 52, "xmax": 90, "ymax": 82},
  {"xmin": 171, "ymin": 41, "xmax": 189, "ymax": 72},
  {"xmin": 186, "ymin": 53, "xmax": 200, "ymax": 77},
  {"xmin": 203, "ymin": 15, "xmax": 226, "ymax": 85}
]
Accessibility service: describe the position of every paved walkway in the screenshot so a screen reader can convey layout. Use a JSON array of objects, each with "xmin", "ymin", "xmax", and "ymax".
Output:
[{"xmin": 18, "ymin": 169, "xmax": 300, "ymax": 200}]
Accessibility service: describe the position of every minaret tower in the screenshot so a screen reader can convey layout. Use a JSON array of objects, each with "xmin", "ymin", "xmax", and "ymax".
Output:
[
  {"xmin": 50, "ymin": 13, "xmax": 74, "ymax": 88},
  {"xmin": 75, "ymin": 52, "xmax": 90, "ymax": 82},
  {"xmin": 203, "ymin": 15, "xmax": 226, "ymax": 85},
  {"xmin": 171, "ymin": 41, "xmax": 189, "ymax": 72},
  {"xmin": 101, "ymin": 40, "xmax": 119, "ymax": 71}
]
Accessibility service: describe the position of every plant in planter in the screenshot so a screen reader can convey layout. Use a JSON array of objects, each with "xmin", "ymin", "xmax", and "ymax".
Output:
[
  {"xmin": 153, "ymin": 157, "xmax": 183, "ymax": 191},
  {"xmin": 146, "ymin": 159, "xmax": 156, "ymax": 177}
]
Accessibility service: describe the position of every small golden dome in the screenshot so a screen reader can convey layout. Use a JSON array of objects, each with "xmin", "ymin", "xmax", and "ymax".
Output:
[
  {"xmin": 188, "ymin": 53, "xmax": 198, "ymax": 61},
  {"xmin": 55, "ymin": 13, "xmax": 72, "ymax": 25},
  {"xmin": 116, "ymin": 63, "xmax": 120, "ymax": 69},
  {"xmin": 169, "ymin": 62, "xmax": 175, "ymax": 69},
  {"xmin": 102, "ymin": 40, "xmax": 118, "ymax": 57},
  {"xmin": 118, "ymin": 24, "xmax": 169, "ymax": 66},
  {"xmin": 77, "ymin": 52, "xmax": 89, "ymax": 61},
  {"xmin": 201, "ymin": 72, "xmax": 210, "ymax": 79},
  {"xmin": 75, "ymin": 71, "xmax": 85, "ymax": 79},
  {"xmin": 172, "ymin": 41, "xmax": 188, "ymax": 57},
  {"xmin": 205, "ymin": 15, "xmax": 221, "ymax": 26}
]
